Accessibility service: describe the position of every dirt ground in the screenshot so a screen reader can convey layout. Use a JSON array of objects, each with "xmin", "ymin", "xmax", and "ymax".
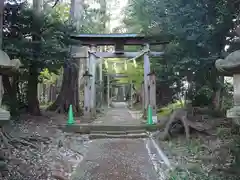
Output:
[
  {"xmin": 159, "ymin": 117, "xmax": 240, "ymax": 180},
  {"xmin": 0, "ymin": 111, "xmax": 89, "ymax": 180}
]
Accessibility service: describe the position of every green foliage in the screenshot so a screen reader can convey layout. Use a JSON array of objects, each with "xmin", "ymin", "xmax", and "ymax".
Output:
[
  {"xmin": 190, "ymin": 85, "xmax": 214, "ymax": 106},
  {"xmin": 39, "ymin": 68, "xmax": 59, "ymax": 84},
  {"xmin": 1, "ymin": 1, "xmax": 78, "ymax": 113},
  {"xmin": 49, "ymin": 3, "xmax": 71, "ymax": 22},
  {"xmin": 121, "ymin": 62, "xmax": 144, "ymax": 90},
  {"xmin": 81, "ymin": 1, "xmax": 110, "ymax": 33},
  {"xmin": 123, "ymin": 0, "xmax": 236, "ymax": 107},
  {"xmin": 168, "ymin": 167, "xmax": 224, "ymax": 180},
  {"xmin": 157, "ymin": 101, "xmax": 183, "ymax": 117},
  {"xmin": 3, "ymin": 2, "xmax": 77, "ymax": 75},
  {"xmin": 123, "ymin": 0, "xmax": 152, "ymax": 33},
  {"xmin": 105, "ymin": 58, "xmax": 144, "ymax": 90},
  {"xmin": 222, "ymin": 82, "xmax": 234, "ymax": 111}
]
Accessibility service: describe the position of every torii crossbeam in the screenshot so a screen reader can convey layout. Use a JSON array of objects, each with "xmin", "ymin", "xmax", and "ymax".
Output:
[{"xmin": 70, "ymin": 33, "xmax": 167, "ymax": 120}]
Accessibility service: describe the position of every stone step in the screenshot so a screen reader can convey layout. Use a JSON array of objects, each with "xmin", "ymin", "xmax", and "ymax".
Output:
[
  {"xmin": 91, "ymin": 129, "xmax": 146, "ymax": 135},
  {"xmin": 0, "ymin": 110, "xmax": 10, "ymax": 126},
  {"xmin": 62, "ymin": 124, "xmax": 163, "ymax": 134},
  {"xmin": 89, "ymin": 133, "xmax": 148, "ymax": 139}
]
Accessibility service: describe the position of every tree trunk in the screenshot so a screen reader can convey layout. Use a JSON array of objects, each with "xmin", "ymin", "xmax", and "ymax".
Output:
[
  {"xmin": 48, "ymin": 0, "xmax": 84, "ymax": 115},
  {"xmin": 212, "ymin": 75, "xmax": 224, "ymax": 110},
  {"xmin": 25, "ymin": 0, "xmax": 43, "ymax": 115},
  {"xmin": 99, "ymin": 0, "xmax": 107, "ymax": 33},
  {"xmin": 27, "ymin": 66, "xmax": 40, "ymax": 115},
  {"xmin": 2, "ymin": 75, "xmax": 19, "ymax": 117},
  {"xmin": 47, "ymin": 60, "xmax": 81, "ymax": 115},
  {"xmin": 49, "ymin": 84, "xmax": 57, "ymax": 102},
  {"xmin": 0, "ymin": 0, "xmax": 3, "ymax": 48}
]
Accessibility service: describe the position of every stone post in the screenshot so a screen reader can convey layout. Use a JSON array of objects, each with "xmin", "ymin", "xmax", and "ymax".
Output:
[
  {"xmin": 0, "ymin": 51, "xmax": 20, "ymax": 125},
  {"xmin": 233, "ymin": 74, "xmax": 240, "ymax": 106},
  {"xmin": 227, "ymin": 74, "xmax": 240, "ymax": 125}
]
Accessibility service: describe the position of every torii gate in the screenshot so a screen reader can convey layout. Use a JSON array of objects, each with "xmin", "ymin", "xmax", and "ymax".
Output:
[{"xmin": 70, "ymin": 34, "xmax": 167, "ymax": 120}]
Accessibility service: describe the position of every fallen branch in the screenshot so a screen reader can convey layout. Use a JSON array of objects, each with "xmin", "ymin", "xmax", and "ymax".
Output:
[
  {"xmin": 10, "ymin": 138, "xmax": 39, "ymax": 149},
  {"xmin": 69, "ymin": 147, "xmax": 84, "ymax": 157},
  {"xmin": 21, "ymin": 135, "xmax": 51, "ymax": 143}
]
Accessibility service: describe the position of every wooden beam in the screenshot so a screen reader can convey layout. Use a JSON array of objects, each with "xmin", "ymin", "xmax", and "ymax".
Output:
[
  {"xmin": 108, "ymin": 74, "xmax": 128, "ymax": 78},
  {"xmin": 111, "ymin": 83, "xmax": 129, "ymax": 86},
  {"xmin": 70, "ymin": 33, "xmax": 169, "ymax": 46},
  {"xmin": 73, "ymin": 51, "xmax": 164, "ymax": 58},
  {"xmin": 115, "ymin": 42, "xmax": 124, "ymax": 54},
  {"xmin": 112, "ymin": 86, "xmax": 126, "ymax": 88},
  {"xmin": 111, "ymin": 82, "xmax": 126, "ymax": 84},
  {"xmin": 110, "ymin": 79, "xmax": 120, "ymax": 82}
]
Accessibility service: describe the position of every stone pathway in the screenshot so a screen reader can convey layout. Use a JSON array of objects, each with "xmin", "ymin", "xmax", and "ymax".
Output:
[
  {"xmin": 71, "ymin": 139, "xmax": 160, "ymax": 180},
  {"xmin": 92, "ymin": 102, "xmax": 142, "ymax": 125},
  {"xmin": 71, "ymin": 102, "xmax": 169, "ymax": 180}
]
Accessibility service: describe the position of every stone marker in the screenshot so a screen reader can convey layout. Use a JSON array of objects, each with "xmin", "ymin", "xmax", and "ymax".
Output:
[
  {"xmin": 0, "ymin": 50, "xmax": 22, "ymax": 126},
  {"xmin": 216, "ymin": 50, "xmax": 240, "ymax": 125}
]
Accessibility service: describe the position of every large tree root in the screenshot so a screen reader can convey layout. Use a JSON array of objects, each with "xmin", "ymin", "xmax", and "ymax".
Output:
[
  {"xmin": 160, "ymin": 109, "xmax": 190, "ymax": 140},
  {"xmin": 0, "ymin": 127, "xmax": 51, "ymax": 177},
  {"xmin": 160, "ymin": 108, "xmax": 211, "ymax": 141},
  {"xmin": 1, "ymin": 131, "xmax": 50, "ymax": 155},
  {"xmin": 47, "ymin": 87, "xmax": 83, "ymax": 116}
]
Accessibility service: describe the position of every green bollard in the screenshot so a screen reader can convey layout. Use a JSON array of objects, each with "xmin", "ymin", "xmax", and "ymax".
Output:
[
  {"xmin": 147, "ymin": 105, "xmax": 153, "ymax": 125},
  {"xmin": 67, "ymin": 104, "xmax": 75, "ymax": 125}
]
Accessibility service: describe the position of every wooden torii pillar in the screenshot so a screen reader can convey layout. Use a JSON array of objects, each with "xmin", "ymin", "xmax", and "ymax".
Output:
[
  {"xmin": 143, "ymin": 44, "xmax": 151, "ymax": 117},
  {"xmin": 142, "ymin": 44, "xmax": 157, "ymax": 119},
  {"xmin": 89, "ymin": 45, "xmax": 97, "ymax": 117},
  {"xmin": 98, "ymin": 58, "xmax": 103, "ymax": 108},
  {"xmin": 108, "ymin": 74, "xmax": 128, "ymax": 104},
  {"xmin": 129, "ymin": 80, "xmax": 133, "ymax": 108},
  {"xmin": 70, "ymin": 34, "xmax": 167, "ymax": 120},
  {"xmin": 107, "ymin": 74, "xmax": 110, "ymax": 107}
]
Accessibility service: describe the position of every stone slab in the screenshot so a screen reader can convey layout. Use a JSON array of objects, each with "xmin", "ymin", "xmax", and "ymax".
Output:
[
  {"xmin": 88, "ymin": 133, "xmax": 148, "ymax": 139},
  {"xmin": 0, "ymin": 119, "xmax": 9, "ymax": 126},
  {"xmin": 61, "ymin": 102, "xmax": 163, "ymax": 134},
  {"xmin": 0, "ymin": 109, "xmax": 10, "ymax": 126},
  {"xmin": 61, "ymin": 124, "xmax": 163, "ymax": 134},
  {"xmin": 91, "ymin": 129, "xmax": 146, "ymax": 135}
]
